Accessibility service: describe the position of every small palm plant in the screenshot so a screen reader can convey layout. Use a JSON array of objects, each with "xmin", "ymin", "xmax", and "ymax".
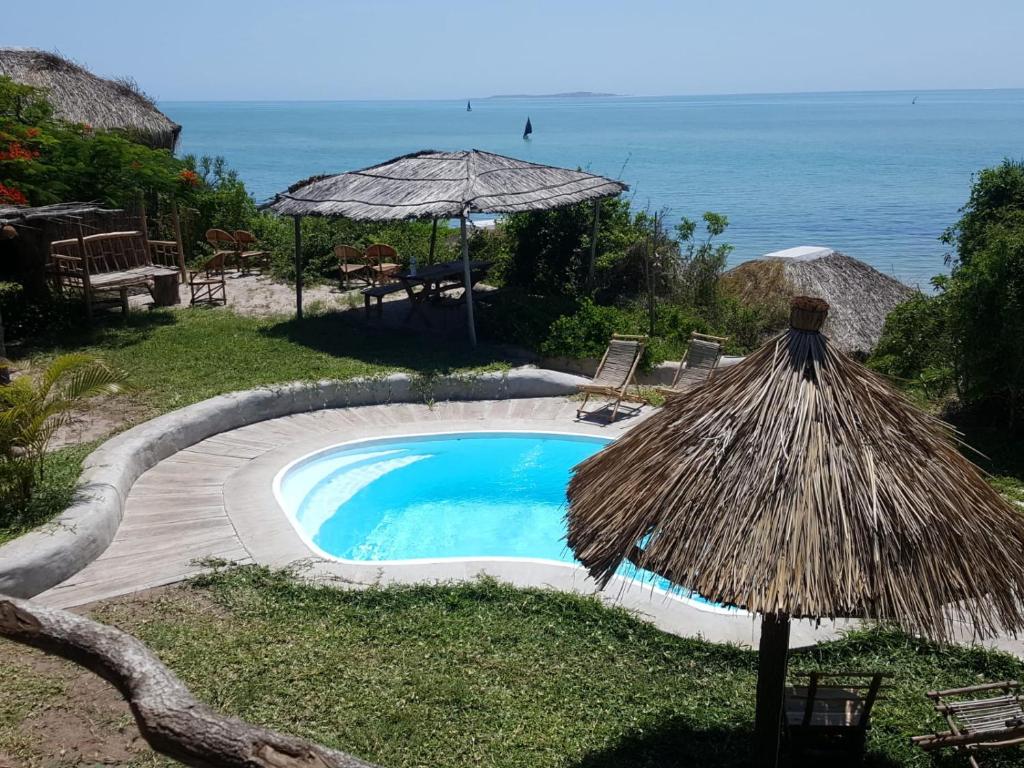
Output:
[{"xmin": 0, "ymin": 354, "xmax": 128, "ymax": 503}]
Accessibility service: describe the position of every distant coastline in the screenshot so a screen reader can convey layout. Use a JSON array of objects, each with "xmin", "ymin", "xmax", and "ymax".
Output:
[{"xmin": 484, "ymin": 91, "xmax": 619, "ymax": 99}]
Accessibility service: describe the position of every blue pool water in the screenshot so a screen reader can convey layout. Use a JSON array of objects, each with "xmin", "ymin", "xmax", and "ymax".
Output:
[
  {"xmin": 164, "ymin": 90, "xmax": 1024, "ymax": 287},
  {"xmin": 276, "ymin": 432, "xmax": 726, "ymax": 609}
]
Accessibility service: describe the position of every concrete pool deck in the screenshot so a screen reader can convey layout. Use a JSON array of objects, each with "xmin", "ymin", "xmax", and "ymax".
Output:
[{"xmin": 31, "ymin": 393, "xmax": 1024, "ymax": 657}]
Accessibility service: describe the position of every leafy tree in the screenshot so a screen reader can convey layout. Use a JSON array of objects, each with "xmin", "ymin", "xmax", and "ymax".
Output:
[{"xmin": 942, "ymin": 160, "xmax": 1024, "ymax": 268}]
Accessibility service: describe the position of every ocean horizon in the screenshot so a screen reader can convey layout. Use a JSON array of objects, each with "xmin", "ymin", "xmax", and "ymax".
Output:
[{"xmin": 163, "ymin": 88, "xmax": 1024, "ymax": 288}]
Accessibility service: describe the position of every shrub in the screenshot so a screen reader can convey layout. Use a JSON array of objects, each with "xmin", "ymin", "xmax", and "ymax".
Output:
[
  {"xmin": 0, "ymin": 354, "xmax": 127, "ymax": 510},
  {"xmin": 870, "ymin": 292, "xmax": 955, "ymax": 398}
]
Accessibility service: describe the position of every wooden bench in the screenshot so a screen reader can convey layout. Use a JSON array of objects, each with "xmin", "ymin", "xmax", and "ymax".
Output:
[
  {"xmin": 50, "ymin": 230, "xmax": 183, "ymax": 319},
  {"xmin": 362, "ymin": 283, "xmax": 407, "ymax": 318}
]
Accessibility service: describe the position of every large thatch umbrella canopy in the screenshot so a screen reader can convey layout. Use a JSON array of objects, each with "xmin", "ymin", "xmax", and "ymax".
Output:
[
  {"xmin": 722, "ymin": 247, "xmax": 914, "ymax": 356},
  {"xmin": 265, "ymin": 149, "xmax": 628, "ymax": 220},
  {"xmin": 265, "ymin": 150, "xmax": 628, "ymax": 344},
  {"xmin": 0, "ymin": 48, "xmax": 180, "ymax": 150},
  {"xmin": 566, "ymin": 296, "xmax": 1024, "ymax": 766}
]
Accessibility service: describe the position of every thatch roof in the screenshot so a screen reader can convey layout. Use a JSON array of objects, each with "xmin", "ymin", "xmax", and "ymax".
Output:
[
  {"xmin": 0, "ymin": 48, "xmax": 180, "ymax": 150},
  {"xmin": 265, "ymin": 150, "xmax": 628, "ymax": 220},
  {"xmin": 0, "ymin": 202, "xmax": 118, "ymax": 226},
  {"xmin": 722, "ymin": 247, "xmax": 914, "ymax": 357},
  {"xmin": 566, "ymin": 297, "xmax": 1024, "ymax": 642}
]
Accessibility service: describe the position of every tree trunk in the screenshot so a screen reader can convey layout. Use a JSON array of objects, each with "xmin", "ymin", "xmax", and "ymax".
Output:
[{"xmin": 0, "ymin": 594, "xmax": 380, "ymax": 768}]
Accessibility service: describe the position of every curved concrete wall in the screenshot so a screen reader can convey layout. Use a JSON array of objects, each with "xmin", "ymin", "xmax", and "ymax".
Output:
[{"xmin": 0, "ymin": 369, "xmax": 585, "ymax": 599}]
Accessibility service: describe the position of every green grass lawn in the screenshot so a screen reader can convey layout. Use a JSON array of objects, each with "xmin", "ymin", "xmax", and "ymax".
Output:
[
  {"xmin": 2, "ymin": 567, "xmax": 1023, "ymax": 768},
  {"xmin": 25, "ymin": 307, "xmax": 511, "ymax": 413}
]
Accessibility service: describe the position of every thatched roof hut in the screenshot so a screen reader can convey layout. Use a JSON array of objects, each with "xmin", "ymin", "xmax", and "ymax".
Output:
[
  {"xmin": 0, "ymin": 48, "xmax": 180, "ymax": 150},
  {"xmin": 265, "ymin": 149, "xmax": 628, "ymax": 220},
  {"xmin": 566, "ymin": 296, "xmax": 1024, "ymax": 766},
  {"xmin": 722, "ymin": 246, "xmax": 914, "ymax": 357}
]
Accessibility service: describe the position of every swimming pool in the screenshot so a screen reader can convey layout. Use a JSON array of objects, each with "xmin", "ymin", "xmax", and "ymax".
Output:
[{"xmin": 274, "ymin": 431, "xmax": 730, "ymax": 611}]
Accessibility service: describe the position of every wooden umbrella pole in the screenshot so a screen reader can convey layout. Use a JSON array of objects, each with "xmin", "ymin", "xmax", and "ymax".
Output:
[
  {"xmin": 293, "ymin": 215, "xmax": 303, "ymax": 320},
  {"xmin": 754, "ymin": 612, "xmax": 791, "ymax": 768},
  {"xmin": 586, "ymin": 198, "xmax": 600, "ymax": 293},
  {"xmin": 460, "ymin": 214, "xmax": 477, "ymax": 347},
  {"xmin": 428, "ymin": 217, "xmax": 438, "ymax": 264}
]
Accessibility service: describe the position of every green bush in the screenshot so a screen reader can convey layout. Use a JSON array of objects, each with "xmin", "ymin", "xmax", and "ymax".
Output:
[{"xmin": 870, "ymin": 293, "xmax": 955, "ymax": 398}]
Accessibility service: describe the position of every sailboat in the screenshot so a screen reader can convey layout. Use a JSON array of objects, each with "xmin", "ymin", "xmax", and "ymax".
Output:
[
  {"xmin": 467, "ymin": 100, "xmax": 472, "ymax": 112},
  {"xmin": 523, "ymin": 116, "xmax": 533, "ymax": 140}
]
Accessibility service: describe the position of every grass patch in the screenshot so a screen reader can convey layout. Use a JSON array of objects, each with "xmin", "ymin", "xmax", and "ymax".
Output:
[
  {"xmin": 4, "ymin": 566, "xmax": 1021, "ymax": 767},
  {"xmin": 0, "ymin": 441, "xmax": 96, "ymax": 545},
  {"xmin": 24, "ymin": 308, "xmax": 511, "ymax": 413}
]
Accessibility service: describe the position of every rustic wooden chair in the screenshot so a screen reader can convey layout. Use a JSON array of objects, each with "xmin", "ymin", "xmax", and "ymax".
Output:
[
  {"xmin": 656, "ymin": 332, "xmax": 729, "ymax": 396},
  {"xmin": 364, "ymin": 243, "xmax": 401, "ymax": 285},
  {"xmin": 188, "ymin": 251, "xmax": 227, "ymax": 306},
  {"xmin": 784, "ymin": 672, "xmax": 885, "ymax": 764},
  {"xmin": 335, "ymin": 245, "xmax": 372, "ymax": 289},
  {"xmin": 232, "ymin": 230, "xmax": 270, "ymax": 274},
  {"xmin": 205, "ymin": 228, "xmax": 236, "ymax": 258},
  {"xmin": 576, "ymin": 334, "xmax": 647, "ymax": 423},
  {"xmin": 912, "ymin": 681, "xmax": 1024, "ymax": 768}
]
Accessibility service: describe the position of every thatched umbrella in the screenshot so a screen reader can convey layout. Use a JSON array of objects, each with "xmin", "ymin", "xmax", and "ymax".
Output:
[
  {"xmin": 265, "ymin": 149, "xmax": 627, "ymax": 345},
  {"xmin": 0, "ymin": 48, "xmax": 180, "ymax": 150},
  {"xmin": 722, "ymin": 247, "xmax": 914, "ymax": 357},
  {"xmin": 566, "ymin": 296, "xmax": 1024, "ymax": 767}
]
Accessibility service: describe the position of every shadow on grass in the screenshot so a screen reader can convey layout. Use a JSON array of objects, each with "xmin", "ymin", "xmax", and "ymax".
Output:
[
  {"xmin": 14, "ymin": 305, "xmax": 178, "ymax": 358},
  {"xmin": 570, "ymin": 715, "xmax": 907, "ymax": 768},
  {"xmin": 259, "ymin": 310, "xmax": 522, "ymax": 374}
]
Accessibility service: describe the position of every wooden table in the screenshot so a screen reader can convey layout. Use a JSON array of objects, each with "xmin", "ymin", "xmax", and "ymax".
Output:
[{"xmin": 396, "ymin": 260, "xmax": 491, "ymax": 325}]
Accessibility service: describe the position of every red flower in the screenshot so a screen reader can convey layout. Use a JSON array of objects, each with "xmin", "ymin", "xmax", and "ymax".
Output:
[
  {"xmin": 25, "ymin": 127, "xmax": 40, "ymax": 138},
  {"xmin": 0, "ymin": 183, "xmax": 28, "ymax": 206},
  {"xmin": 178, "ymin": 169, "xmax": 200, "ymax": 187},
  {"xmin": 0, "ymin": 142, "xmax": 38, "ymax": 161}
]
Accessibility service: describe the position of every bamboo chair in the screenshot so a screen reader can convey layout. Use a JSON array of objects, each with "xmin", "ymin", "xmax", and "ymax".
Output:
[
  {"xmin": 205, "ymin": 228, "xmax": 236, "ymax": 262},
  {"xmin": 785, "ymin": 672, "xmax": 886, "ymax": 763},
  {"xmin": 365, "ymin": 243, "xmax": 401, "ymax": 285},
  {"xmin": 232, "ymin": 230, "xmax": 270, "ymax": 274},
  {"xmin": 335, "ymin": 245, "xmax": 372, "ymax": 289},
  {"xmin": 656, "ymin": 332, "xmax": 729, "ymax": 396},
  {"xmin": 912, "ymin": 681, "xmax": 1024, "ymax": 768},
  {"xmin": 576, "ymin": 334, "xmax": 647, "ymax": 423},
  {"xmin": 188, "ymin": 251, "xmax": 227, "ymax": 306}
]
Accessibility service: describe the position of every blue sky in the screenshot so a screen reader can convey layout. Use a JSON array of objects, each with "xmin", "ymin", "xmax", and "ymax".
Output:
[{"xmin": 11, "ymin": 0, "xmax": 1024, "ymax": 101}]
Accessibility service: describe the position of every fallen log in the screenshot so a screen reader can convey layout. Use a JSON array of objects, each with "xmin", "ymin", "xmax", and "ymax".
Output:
[{"xmin": 0, "ymin": 594, "xmax": 380, "ymax": 768}]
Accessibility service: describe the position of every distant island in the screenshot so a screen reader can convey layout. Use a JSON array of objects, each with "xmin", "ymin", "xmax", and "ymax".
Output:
[{"xmin": 484, "ymin": 91, "xmax": 620, "ymax": 99}]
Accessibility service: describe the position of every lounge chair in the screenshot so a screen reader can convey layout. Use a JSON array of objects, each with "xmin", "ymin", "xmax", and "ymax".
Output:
[
  {"xmin": 335, "ymin": 244, "xmax": 371, "ymax": 288},
  {"xmin": 188, "ymin": 251, "xmax": 227, "ymax": 306},
  {"xmin": 365, "ymin": 243, "xmax": 401, "ymax": 285},
  {"xmin": 576, "ymin": 334, "xmax": 647, "ymax": 423},
  {"xmin": 912, "ymin": 681, "xmax": 1024, "ymax": 768},
  {"xmin": 205, "ymin": 228, "xmax": 236, "ymax": 262},
  {"xmin": 785, "ymin": 672, "xmax": 885, "ymax": 763},
  {"xmin": 656, "ymin": 332, "xmax": 728, "ymax": 396},
  {"xmin": 232, "ymin": 230, "xmax": 270, "ymax": 274}
]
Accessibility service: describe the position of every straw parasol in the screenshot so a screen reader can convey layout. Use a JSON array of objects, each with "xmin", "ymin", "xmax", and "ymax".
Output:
[
  {"xmin": 265, "ymin": 150, "xmax": 628, "ymax": 345},
  {"xmin": 722, "ymin": 247, "xmax": 914, "ymax": 356},
  {"xmin": 566, "ymin": 296, "xmax": 1024, "ymax": 767},
  {"xmin": 0, "ymin": 48, "xmax": 180, "ymax": 150}
]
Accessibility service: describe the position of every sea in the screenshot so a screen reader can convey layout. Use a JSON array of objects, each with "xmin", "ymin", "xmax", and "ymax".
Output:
[{"xmin": 161, "ymin": 90, "xmax": 1024, "ymax": 289}]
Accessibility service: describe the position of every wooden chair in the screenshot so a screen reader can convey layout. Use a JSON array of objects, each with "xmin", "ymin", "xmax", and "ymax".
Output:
[
  {"xmin": 335, "ymin": 244, "xmax": 372, "ymax": 289},
  {"xmin": 365, "ymin": 243, "xmax": 401, "ymax": 285},
  {"xmin": 656, "ymin": 332, "xmax": 729, "ymax": 396},
  {"xmin": 188, "ymin": 251, "xmax": 227, "ymax": 306},
  {"xmin": 576, "ymin": 334, "xmax": 647, "ymax": 423},
  {"xmin": 784, "ymin": 672, "xmax": 885, "ymax": 764},
  {"xmin": 205, "ymin": 228, "xmax": 236, "ymax": 260},
  {"xmin": 232, "ymin": 230, "xmax": 270, "ymax": 274},
  {"xmin": 912, "ymin": 681, "xmax": 1024, "ymax": 768}
]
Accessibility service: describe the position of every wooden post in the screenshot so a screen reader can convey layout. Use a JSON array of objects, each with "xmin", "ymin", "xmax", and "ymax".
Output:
[
  {"xmin": 586, "ymin": 199, "xmax": 600, "ymax": 293},
  {"xmin": 460, "ymin": 214, "xmax": 476, "ymax": 347},
  {"xmin": 77, "ymin": 223, "xmax": 93, "ymax": 322},
  {"xmin": 428, "ymin": 217, "xmax": 438, "ymax": 265},
  {"xmin": 293, "ymin": 215, "xmax": 303, "ymax": 320},
  {"xmin": 136, "ymin": 192, "xmax": 149, "ymax": 242},
  {"xmin": 754, "ymin": 612, "xmax": 791, "ymax": 768},
  {"xmin": 170, "ymin": 198, "xmax": 186, "ymax": 281}
]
